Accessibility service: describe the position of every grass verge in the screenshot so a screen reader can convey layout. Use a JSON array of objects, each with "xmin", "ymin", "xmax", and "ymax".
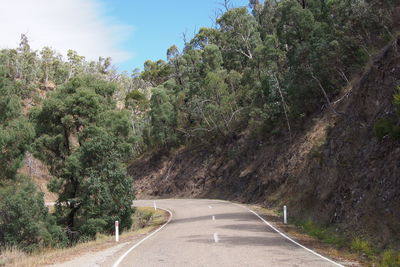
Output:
[
  {"xmin": 248, "ymin": 205, "xmax": 362, "ymax": 266},
  {"xmin": 249, "ymin": 204, "xmax": 400, "ymax": 267},
  {"xmin": 0, "ymin": 207, "xmax": 168, "ymax": 267}
]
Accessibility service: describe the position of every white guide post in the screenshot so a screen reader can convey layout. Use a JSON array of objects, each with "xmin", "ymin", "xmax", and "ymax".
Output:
[
  {"xmin": 154, "ymin": 200, "xmax": 157, "ymax": 210},
  {"xmin": 283, "ymin": 205, "xmax": 287, "ymax": 224},
  {"xmin": 115, "ymin": 220, "xmax": 119, "ymax": 242}
]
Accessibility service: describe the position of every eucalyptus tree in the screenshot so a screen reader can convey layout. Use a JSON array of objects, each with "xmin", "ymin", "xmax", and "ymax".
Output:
[{"xmin": 217, "ymin": 7, "xmax": 261, "ymax": 69}]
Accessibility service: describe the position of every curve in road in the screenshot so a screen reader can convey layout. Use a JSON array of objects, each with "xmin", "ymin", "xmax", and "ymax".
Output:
[{"xmin": 112, "ymin": 199, "xmax": 343, "ymax": 267}]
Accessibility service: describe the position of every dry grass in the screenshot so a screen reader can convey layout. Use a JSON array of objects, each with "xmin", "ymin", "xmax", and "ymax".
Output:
[{"xmin": 0, "ymin": 207, "xmax": 168, "ymax": 267}]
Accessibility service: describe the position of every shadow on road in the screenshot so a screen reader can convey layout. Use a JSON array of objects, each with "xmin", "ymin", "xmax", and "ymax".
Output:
[
  {"xmin": 169, "ymin": 212, "xmax": 272, "ymax": 226},
  {"xmin": 183, "ymin": 234, "xmax": 298, "ymax": 248},
  {"xmin": 217, "ymin": 223, "xmax": 274, "ymax": 233}
]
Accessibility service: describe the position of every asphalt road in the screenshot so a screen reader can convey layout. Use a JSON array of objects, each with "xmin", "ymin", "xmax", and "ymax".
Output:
[{"xmin": 113, "ymin": 199, "xmax": 342, "ymax": 267}]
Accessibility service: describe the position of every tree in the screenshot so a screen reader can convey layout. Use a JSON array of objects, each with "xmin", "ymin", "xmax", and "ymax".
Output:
[
  {"xmin": 0, "ymin": 74, "xmax": 34, "ymax": 180},
  {"xmin": 187, "ymin": 27, "xmax": 221, "ymax": 50},
  {"xmin": 217, "ymin": 7, "xmax": 261, "ymax": 68},
  {"xmin": 125, "ymin": 90, "xmax": 150, "ymax": 155},
  {"xmin": 16, "ymin": 34, "xmax": 38, "ymax": 85},
  {"xmin": 149, "ymin": 86, "xmax": 177, "ymax": 148},
  {"xmin": 0, "ymin": 70, "xmax": 62, "ymax": 252},
  {"xmin": 188, "ymin": 70, "xmax": 241, "ymax": 140},
  {"xmin": 40, "ymin": 47, "xmax": 56, "ymax": 84},
  {"xmin": 32, "ymin": 75, "xmax": 135, "ymax": 242},
  {"xmin": 140, "ymin": 60, "xmax": 172, "ymax": 86},
  {"xmin": 66, "ymin": 50, "xmax": 85, "ymax": 81},
  {"xmin": 167, "ymin": 45, "xmax": 185, "ymax": 86}
]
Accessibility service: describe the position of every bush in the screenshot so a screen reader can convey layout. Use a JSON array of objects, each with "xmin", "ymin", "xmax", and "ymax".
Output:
[
  {"xmin": 373, "ymin": 119, "xmax": 400, "ymax": 140},
  {"xmin": 381, "ymin": 250, "xmax": 400, "ymax": 267},
  {"xmin": 0, "ymin": 179, "xmax": 67, "ymax": 252},
  {"xmin": 374, "ymin": 119, "xmax": 394, "ymax": 139},
  {"xmin": 351, "ymin": 238, "xmax": 374, "ymax": 258},
  {"xmin": 79, "ymin": 218, "xmax": 107, "ymax": 240},
  {"xmin": 299, "ymin": 220, "xmax": 344, "ymax": 247}
]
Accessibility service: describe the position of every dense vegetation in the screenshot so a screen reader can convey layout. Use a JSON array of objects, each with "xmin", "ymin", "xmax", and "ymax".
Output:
[
  {"xmin": 0, "ymin": 36, "xmax": 136, "ymax": 250},
  {"xmin": 138, "ymin": 0, "xmax": 398, "ymax": 150},
  {"xmin": 32, "ymin": 76, "xmax": 135, "ymax": 243},
  {"xmin": 0, "ymin": 0, "xmax": 398, "ymax": 257}
]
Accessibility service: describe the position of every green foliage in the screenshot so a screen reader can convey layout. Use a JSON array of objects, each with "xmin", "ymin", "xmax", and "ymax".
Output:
[
  {"xmin": 202, "ymin": 45, "xmax": 223, "ymax": 72},
  {"xmin": 351, "ymin": 238, "xmax": 375, "ymax": 259},
  {"xmin": 296, "ymin": 220, "xmax": 345, "ymax": 247},
  {"xmin": 188, "ymin": 70, "xmax": 240, "ymax": 140},
  {"xmin": 0, "ymin": 118, "xmax": 34, "ymax": 180},
  {"xmin": 149, "ymin": 86, "xmax": 177, "ymax": 148},
  {"xmin": 132, "ymin": 208, "xmax": 153, "ymax": 229},
  {"xmin": 0, "ymin": 0, "xmax": 397, "ymax": 253},
  {"xmin": 140, "ymin": 60, "xmax": 172, "ymax": 86},
  {"xmin": 374, "ymin": 119, "xmax": 398, "ymax": 139},
  {"xmin": 126, "ymin": 90, "xmax": 147, "ymax": 103},
  {"xmin": 217, "ymin": 7, "xmax": 261, "ymax": 69},
  {"xmin": 32, "ymin": 75, "xmax": 135, "ymax": 242},
  {"xmin": 374, "ymin": 87, "xmax": 400, "ymax": 140},
  {"xmin": 394, "ymin": 86, "xmax": 400, "ymax": 115},
  {"xmin": 0, "ymin": 75, "xmax": 35, "ymax": 180},
  {"xmin": 140, "ymin": 0, "xmax": 397, "ymax": 150},
  {"xmin": 296, "ymin": 219, "xmax": 400, "ymax": 265},
  {"xmin": 0, "ymin": 179, "xmax": 67, "ymax": 252},
  {"xmin": 380, "ymin": 250, "xmax": 400, "ymax": 267},
  {"xmin": 0, "ymin": 60, "xmax": 57, "ymax": 253}
]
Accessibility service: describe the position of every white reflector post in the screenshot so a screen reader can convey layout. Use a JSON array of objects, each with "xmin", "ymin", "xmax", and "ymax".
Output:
[
  {"xmin": 283, "ymin": 205, "xmax": 287, "ymax": 224},
  {"xmin": 115, "ymin": 220, "xmax": 119, "ymax": 242}
]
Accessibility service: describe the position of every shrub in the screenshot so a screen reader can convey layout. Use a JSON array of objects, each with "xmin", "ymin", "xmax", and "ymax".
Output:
[
  {"xmin": 381, "ymin": 250, "xmax": 400, "ymax": 267},
  {"xmin": 373, "ymin": 118, "xmax": 400, "ymax": 140},
  {"xmin": 0, "ymin": 179, "xmax": 67, "ymax": 252},
  {"xmin": 79, "ymin": 218, "xmax": 107, "ymax": 240},
  {"xmin": 351, "ymin": 238, "xmax": 374, "ymax": 258},
  {"xmin": 300, "ymin": 220, "xmax": 344, "ymax": 246},
  {"xmin": 374, "ymin": 119, "xmax": 394, "ymax": 139}
]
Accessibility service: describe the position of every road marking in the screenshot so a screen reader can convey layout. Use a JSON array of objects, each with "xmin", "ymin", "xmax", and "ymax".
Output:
[
  {"xmin": 212, "ymin": 216, "xmax": 215, "ymax": 221},
  {"xmin": 226, "ymin": 201, "xmax": 344, "ymax": 267},
  {"xmin": 112, "ymin": 207, "xmax": 173, "ymax": 267},
  {"xmin": 213, "ymin": 233, "xmax": 219, "ymax": 243},
  {"xmin": 208, "ymin": 205, "xmax": 212, "ymax": 209}
]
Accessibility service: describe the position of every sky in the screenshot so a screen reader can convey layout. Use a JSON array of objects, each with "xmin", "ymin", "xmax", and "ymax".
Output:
[{"xmin": 0, "ymin": 0, "xmax": 249, "ymax": 72}]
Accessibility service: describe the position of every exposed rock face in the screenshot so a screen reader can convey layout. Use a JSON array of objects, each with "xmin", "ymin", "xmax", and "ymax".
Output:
[
  {"xmin": 129, "ymin": 37, "xmax": 400, "ymax": 247},
  {"xmin": 18, "ymin": 152, "xmax": 57, "ymax": 202}
]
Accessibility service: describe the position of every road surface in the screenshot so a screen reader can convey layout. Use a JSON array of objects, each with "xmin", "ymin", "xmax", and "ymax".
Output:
[{"xmin": 112, "ymin": 199, "xmax": 342, "ymax": 267}]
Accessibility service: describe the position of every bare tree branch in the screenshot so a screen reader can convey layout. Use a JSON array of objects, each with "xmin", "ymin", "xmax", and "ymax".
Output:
[{"xmin": 311, "ymin": 72, "xmax": 342, "ymax": 116}]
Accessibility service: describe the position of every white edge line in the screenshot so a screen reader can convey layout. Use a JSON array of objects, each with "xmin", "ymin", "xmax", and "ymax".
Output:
[
  {"xmin": 223, "ymin": 201, "xmax": 344, "ymax": 267},
  {"xmin": 112, "ymin": 207, "xmax": 173, "ymax": 267}
]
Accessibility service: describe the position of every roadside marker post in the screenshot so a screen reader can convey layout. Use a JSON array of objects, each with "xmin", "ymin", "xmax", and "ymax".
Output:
[
  {"xmin": 283, "ymin": 205, "xmax": 287, "ymax": 224},
  {"xmin": 115, "ymin": 221, "xmax": 119, "ymax": 242},
  {"xmin": 154, "ymin": 200, "xmax": 157, "ymax": 210}
]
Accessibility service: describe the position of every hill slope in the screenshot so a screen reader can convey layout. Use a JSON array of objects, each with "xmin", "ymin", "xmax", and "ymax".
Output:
[{"xmin": 129, "ymin": 36, "xmax": 400, "ymax": 247}]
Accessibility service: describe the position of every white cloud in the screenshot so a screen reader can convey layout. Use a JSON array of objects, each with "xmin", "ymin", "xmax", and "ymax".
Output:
[{"xmin": 0, "ymin": 0, "xmax": 133, "ymax": 63}]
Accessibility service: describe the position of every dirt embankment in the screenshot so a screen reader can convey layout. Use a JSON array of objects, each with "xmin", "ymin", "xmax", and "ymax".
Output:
[{"xmin": 129, "ymin": 36, "xmax": 400, "ymax": 247}]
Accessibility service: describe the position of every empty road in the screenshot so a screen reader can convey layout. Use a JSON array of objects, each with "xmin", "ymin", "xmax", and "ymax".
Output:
[{"xmin": 112, "ymin": 199, "xmax": 342, "ymax": 267}]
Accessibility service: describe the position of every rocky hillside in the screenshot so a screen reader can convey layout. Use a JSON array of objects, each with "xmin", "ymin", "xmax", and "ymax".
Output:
[{"xmin": 129, "ymin": 36, "xmax": 400, "ymax": 247}]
